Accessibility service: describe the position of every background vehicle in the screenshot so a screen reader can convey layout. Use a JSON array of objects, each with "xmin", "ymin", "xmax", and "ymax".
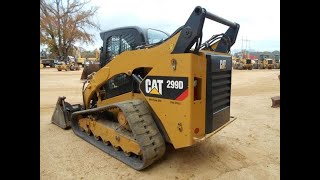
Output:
[
  {"xmin": 233, "ymin": 57, "xmax": 253, "ymax": 70},
  {"xmin": 259, "ymin": 54, "xmax": 274, "ymax": 69},
  {"xmin": 41, "ymin": 59, "xmax": 56, "ymax": 68},
  {"xmin": 56, "ymin": 61, "xmax": 80, "ymax": 71}
]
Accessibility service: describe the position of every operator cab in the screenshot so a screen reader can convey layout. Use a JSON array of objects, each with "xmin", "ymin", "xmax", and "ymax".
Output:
[{"xmin": 99, "ymin": 26, "xmax": 169, "ymax": 67}]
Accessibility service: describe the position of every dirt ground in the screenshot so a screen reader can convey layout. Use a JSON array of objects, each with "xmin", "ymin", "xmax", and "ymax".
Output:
[{"xmin": 40, "ymin": 68, "xmax": 280, "ymax": 180}]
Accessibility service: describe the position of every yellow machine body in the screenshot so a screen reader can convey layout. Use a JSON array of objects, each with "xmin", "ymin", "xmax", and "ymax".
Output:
[{"xmin": 51, "ymin": 6, "xmax": 240, "ymax": 170}]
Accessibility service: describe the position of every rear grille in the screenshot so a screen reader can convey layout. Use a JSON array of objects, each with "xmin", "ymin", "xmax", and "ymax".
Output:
[
  {"xmin": 205, "ymin": 54, "xmax": 232, "ymax": 134},
  {"xmin": 211, "ymin": 71, "xmax": 231, "ymax": 112}
]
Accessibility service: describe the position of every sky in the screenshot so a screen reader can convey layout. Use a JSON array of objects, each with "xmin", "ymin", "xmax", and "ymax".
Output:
[{"xmin": 41, "ymin": 0, "xmax": 280, "ymax": 52}]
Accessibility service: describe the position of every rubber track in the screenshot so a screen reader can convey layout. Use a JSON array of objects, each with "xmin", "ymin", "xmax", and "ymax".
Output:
[{"xmin": 70, "ymin": 100, "xmax": 166, "ymax": 170}]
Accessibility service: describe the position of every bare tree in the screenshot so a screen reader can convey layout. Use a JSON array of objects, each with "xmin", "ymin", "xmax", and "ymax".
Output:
[{"xmin": 40, "ymin": 0, "xmax": 100, "ymax": 60}]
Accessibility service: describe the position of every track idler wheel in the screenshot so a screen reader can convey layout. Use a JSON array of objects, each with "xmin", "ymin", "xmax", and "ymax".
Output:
[{"xmin": 117, "ymin": 111, "xmax": 130, "ymax": 131}]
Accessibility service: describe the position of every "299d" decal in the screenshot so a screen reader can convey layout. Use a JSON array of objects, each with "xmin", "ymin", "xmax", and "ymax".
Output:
[
  {"xmin": 140, "ymin": 76, "xmax": 188, "ymax": 101},
  {"xmin": 166, "ymin": 80, "xmax": 184, "ymax": 89}
]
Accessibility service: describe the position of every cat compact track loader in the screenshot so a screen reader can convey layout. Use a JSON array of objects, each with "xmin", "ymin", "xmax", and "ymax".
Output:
[
  {"xmin": 233, "ymin": 57, "xmax": 253, "ymax": 70},
  {"xmin": 51, "ymin": 6, "xmax": 240, "ymax": 170},
  {"xmin": 259, "ymin": 54, "xmax": 274, "ymax": 69}
]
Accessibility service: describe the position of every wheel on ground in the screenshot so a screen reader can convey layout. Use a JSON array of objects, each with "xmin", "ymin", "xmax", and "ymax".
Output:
[
  {"xmin": 233, "ymin": 63, "xmax": 237, "ymax": 69},
  {"xmin": 239, "ymin": 64, "xmax": 243, "ymax": 70},
  {"xmin": 259, "ymin": 64, "xmax": 264, "ymax": 69}
]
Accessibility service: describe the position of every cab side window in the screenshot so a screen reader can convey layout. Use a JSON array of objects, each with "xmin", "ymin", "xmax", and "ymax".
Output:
[
  {"xmin": 101, "ymin": 73, "xmax": 133, "ymax": 100},
  {"xmin": 106, "ymin": 34, "xmax": 134, "ymax": 61},
  {"xmin": 107, "ymin": 36, "xmax": 120, "ymax": 59}
]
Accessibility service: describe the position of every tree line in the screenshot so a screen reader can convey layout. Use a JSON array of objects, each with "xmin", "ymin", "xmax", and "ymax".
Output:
[{"xmin": 40, "ymin": 0, "xmax": 99, "ymax": 60}]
